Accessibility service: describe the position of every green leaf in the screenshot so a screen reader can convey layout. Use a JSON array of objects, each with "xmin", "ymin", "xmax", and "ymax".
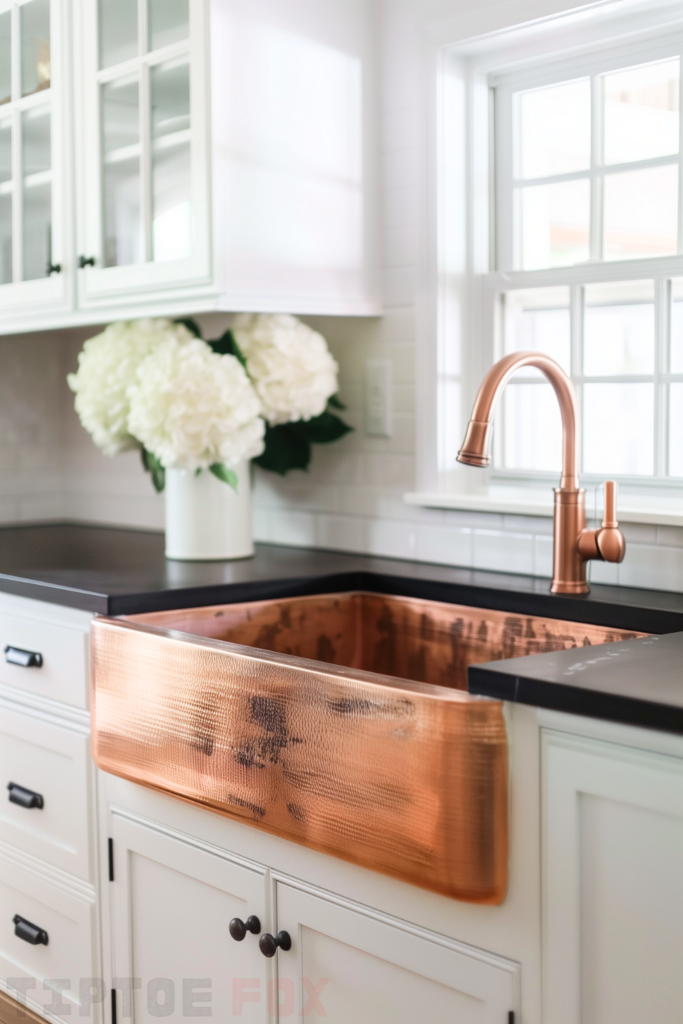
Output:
[
  {"xmin": 208, "ymin": 329, "xmax": 248, "ymax": 371},
  {"xmin": 253, "ymin": 424, "xmax": 311, "ymax": 475},
  {"xmin": 175, "ymin": 317, "xmax": 203, "ymax": 339},
  {"xmin": 209, "ymin": 463, "xmax": 238, "ymax": 491},
  {"xmin": 290, "ymin": 410, "xmax": 353, "ymax": 445},
  {"xmin": 141, "ymin": 448, "xmax": 165, "ymax": 493},
  {"xmin": 327, "ymin": 393, "xmax": 346, "ymax": 411}
]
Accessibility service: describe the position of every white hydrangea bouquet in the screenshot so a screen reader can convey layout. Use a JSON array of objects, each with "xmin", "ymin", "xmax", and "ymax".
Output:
[{"xmin": 67, "ymin": 314, "xmax": 351, "ymax": 492}]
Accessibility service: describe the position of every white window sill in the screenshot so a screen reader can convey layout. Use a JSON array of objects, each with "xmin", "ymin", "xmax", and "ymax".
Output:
[{"xmin": 404, "ymin": 491, "xmax": 683, "ymax": 527}]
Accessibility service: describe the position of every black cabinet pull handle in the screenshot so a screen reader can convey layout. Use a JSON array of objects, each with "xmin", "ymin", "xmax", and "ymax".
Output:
[
  {"xmin": 78, "ymin": 255, "xmax": 96, "ymax": 269},
  {"xmin": 46, "ymin": 261, "xmax": 61, "ymax": 275},
  {"xmin": 229, "ymin": 916, "xmax": 261, "ymax": 941},
  {"xmin": 259, "ymin": 931, "xmax": 291, "ymax": 957},
  {"xmin": 8, "ymin": 783, "xmax": 44, "ymax": 809},
  {"xmin": 4, "ymin": 646, "xmax": 42, "ymax": 668},
  {"xmin": 13, "ymin": 915, "xmax": 48, "ymax": 946}
]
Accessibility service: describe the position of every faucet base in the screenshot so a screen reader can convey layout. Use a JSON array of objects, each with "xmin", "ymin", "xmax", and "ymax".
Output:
[
  {"xmin": 552, "ymin": 488, "xmax": 589, "ymax": 594},
  {"xmin": 550, "ymin": 579, "xmax": 590, "ymax": 595}
]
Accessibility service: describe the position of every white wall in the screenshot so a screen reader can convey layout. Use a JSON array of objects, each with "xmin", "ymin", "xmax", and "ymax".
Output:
[{"xmin": 2, "ymin": 0, "xmax": 683, "ymax": 593}]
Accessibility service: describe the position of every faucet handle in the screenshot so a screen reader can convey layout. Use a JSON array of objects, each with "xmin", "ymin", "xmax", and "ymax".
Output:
[
  {"xmin": 602, "ymin": 480, "xmax": 618, "ymax": 529},
  {"xmin": 597, "ymin": 480, "xmax": 625, "ymax": 563}
]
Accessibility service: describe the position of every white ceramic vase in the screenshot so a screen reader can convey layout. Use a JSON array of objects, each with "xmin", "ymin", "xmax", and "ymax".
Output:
[{"xmin": 164, "ymin": 462, "xmax": 253, "ymax": 561}]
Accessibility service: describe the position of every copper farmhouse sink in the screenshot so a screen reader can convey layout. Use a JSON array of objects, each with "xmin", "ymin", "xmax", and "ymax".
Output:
[{"xmin": 91, "ymin": 592, "xmax": 644, "ymax": 904}]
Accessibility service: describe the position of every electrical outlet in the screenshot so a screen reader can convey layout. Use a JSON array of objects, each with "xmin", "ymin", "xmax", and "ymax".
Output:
[{"xmin": 365, "ymin": 360, "xmax": 393, "ymax": 437}]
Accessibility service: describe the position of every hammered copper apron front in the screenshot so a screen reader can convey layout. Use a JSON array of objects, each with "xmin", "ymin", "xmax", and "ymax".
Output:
[{"xmin": 91, "ymin": 592, "xmax": 644, "ymax": 904}]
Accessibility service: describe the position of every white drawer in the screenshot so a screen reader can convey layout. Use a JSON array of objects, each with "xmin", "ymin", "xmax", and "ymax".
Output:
[
  {"xmin": 0, "ymin": 853, "xmax": 98, "ymax": 1023},
  {"xmin": 0, "ymin": 706, "xmax": 92, "ymax": 882},
  {"xmin": 0, "ymin": 601, "xmax": 91, "ymax": 710}
]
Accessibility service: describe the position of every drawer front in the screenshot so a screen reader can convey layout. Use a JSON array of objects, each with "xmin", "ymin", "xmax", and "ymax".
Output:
[
  {"xmin": 0, "ymin": 857, "xmax": 97, "ymax": 1023},
  {"xmin": 0, "ymin": 707, "xmax": 92, "ymax": 882},
  {"xmin": 0, "ymin": 611, "xmax": 89, "ymax": 710}
]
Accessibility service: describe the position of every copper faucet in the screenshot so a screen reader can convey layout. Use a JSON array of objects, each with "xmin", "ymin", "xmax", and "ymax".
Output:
[{"xmin": 457, "ymin": 351, "xmax": 625, "ymax": 594}]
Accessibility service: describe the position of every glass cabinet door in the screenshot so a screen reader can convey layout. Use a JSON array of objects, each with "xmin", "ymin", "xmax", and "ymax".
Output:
[
  {"xmin": 77, "ymin": 0, "xmax": 210, "ymax": 302},
  {"xmin": 0, "ymin": 0, "xmax": 65, "ymax": 301}
]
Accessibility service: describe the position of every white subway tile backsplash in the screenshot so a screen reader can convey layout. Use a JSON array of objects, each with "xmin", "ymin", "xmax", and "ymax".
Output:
[
  {"xmin": 533, "ymin": 535, "xmax": 553, "ymax": 579},
  {"xmin": 588, "ymin": 560, "xmax": 620, "ymax": 586},
  {"xmin": 618, "ymin": 545, "xmax": 683, "ymax": 592},
  {"xmin": 362, "ymin": 453, "xmax": 415, "ymax": 488},
  {"xmin": 368, "ymin": 519, "xmax": 417, "ymax": 559},
  {"xmin": 416, "ymin": 524, "xmax": 472, "ymax": 567},
  {"xmin": 268, "ymin": 510, "xmax": 317, "ymax": 548},
  {"xmin": 657, "ymin": 525, "xmax": 683, "ymax": 548},
  {"xmin": 473, "ymin": 530, "xmax": 534, "ymax": 576},
  {"xmin": 252, "ymin": 507, "xmax": 270, "ymax": 543},
  {"xmin": 315, "ymin": 515, "xmax": 367, "ymax": 553}
]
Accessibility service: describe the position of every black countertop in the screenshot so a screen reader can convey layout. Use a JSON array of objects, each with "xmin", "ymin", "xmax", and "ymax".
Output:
[
  {"xmin": 3, "ymin": 522, "xmax": 683, "ymax": 733},
  {"xmin": 1, "ymin": 522, "xmax": 683, "ymax": 630},
  {"xmin": 469, "ymin": 633, "xmax": 683, "ymax": 734}
]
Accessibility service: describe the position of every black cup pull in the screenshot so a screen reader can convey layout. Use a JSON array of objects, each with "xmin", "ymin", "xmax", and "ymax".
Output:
[
  {"xmin": 78, "ymin": 255, "xmax": 96, "ymax": 269},
  {"xmin": 229, "ymin": 916, "xmax": 261, "ymax": 941},
  {"xmin": 8, "ymin": 782, "xmax": 44, "ymax": 809},
  {"xmin": 4, "ymin": 646, "xmax": 42, "ymax": 668},
  {"xmin": 259, "ymin": 931, "xmax": 291, "ymax": 957},
  {"xmin": 13, "ymin": 915, "xmax": 48, "ymax": 946}
]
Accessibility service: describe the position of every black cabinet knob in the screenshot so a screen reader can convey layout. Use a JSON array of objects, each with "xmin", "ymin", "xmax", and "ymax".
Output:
[
  {"xmin": 46, "ymin": 261, "xmax": 61, "ymax": 276},
  {"xmin": 78, "ymin": 255, "xmax": 96, "ymax": 268},
  {"xmin": 4, "ymin": 646, "xmax": 42, "ymax": 668},
  {"xmin": 229, "ymin": 916, "xmax": 261, "ymax": 941},
  {"xmin": 259, "ymin": 931, "xmax": 291, "ymax": 957},
  {"xmin": 13, "ymin": 915, "xmax": 48, "ymax": 946},
  {"xmin": 8, "ymin": 783, "xmax": 44, "ymax": 809}
]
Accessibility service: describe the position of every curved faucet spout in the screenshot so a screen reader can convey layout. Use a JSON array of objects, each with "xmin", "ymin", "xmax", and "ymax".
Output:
[{"xmin": 457, "ymin": 352, "xmax": 579, "ymax": 490}]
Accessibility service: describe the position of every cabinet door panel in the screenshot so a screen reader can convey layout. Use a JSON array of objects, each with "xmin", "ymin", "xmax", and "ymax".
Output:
[
  {"xmin": 75, "ymin": 0, "xmax": 211, "ymax": 307},
  {"xmin": 0, "ymin": 0, "xmax": 72, "ymax": 328},
  {"xmin": 110, "ymin": 815, "xmax": 269, "ymax": 1024},
  {"xmin": 276, "ymin": 883, "xmax": 519, "ymax": 1023},
  {"xmin": 543, "ymin": 729, "xmax": 683, "ymax": 1024}
]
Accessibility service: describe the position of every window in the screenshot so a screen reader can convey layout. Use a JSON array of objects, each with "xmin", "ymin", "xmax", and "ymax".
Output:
[{"xmin": 484, "ymin": 38, "xmax": 683, "ymax": 490}]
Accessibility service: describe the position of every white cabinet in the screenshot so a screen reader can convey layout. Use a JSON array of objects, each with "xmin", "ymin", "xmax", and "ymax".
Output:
[
  {"xmin": 102, "ymin": 791, "xmax": 521, "ymax": 1024},
  {"xmin": 0, "ymin": 593, "xmax": 98, "ymax": 1024},
  {"xmin": 0, "ymin": 0, "xmax": 73, "ymax": 326},
  {"xmin": 108, "ymin": 813, "xmax": 270, "ymax": 1024},
  {"xmin": 275, "ymin": 882, "xmax": 520, "ymax": 1023},
  {"xmin": 2, "ymin": 0, "xmax": 380, "ymax": 333},
  {"xmin": 542, "ymin": 728, "xmax": 683, "ymax": 1024}
]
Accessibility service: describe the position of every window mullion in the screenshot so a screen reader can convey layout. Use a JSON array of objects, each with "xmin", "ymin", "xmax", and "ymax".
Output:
[
  {"xmin": 655, "ymin": 278, "xmax": 669, "ymax": 477},
  {"xmin": 678, "ymin": 49, "xmax": 683, "ymax": 255},
  {"xmin": 570, "ymin": 283, "xmax": 583, "ymax": 473},
  {"xmin": 139, "ymin": 0, "xmax": 152, "ymax": 263},
  {"xmin": 589, "ymin": 73, "xmax": 602, "ymax": 263}
]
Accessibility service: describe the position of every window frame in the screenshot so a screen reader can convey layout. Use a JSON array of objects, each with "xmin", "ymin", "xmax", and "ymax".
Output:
[{"xmin": 414, "ymin": 2, "xmax": 683, "ymax": 522}]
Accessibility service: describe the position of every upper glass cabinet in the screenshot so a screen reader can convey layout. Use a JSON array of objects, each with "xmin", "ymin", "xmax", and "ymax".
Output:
[
  {"xmin": 77, "ymin": 0, "xmax": 209, "ymax": 303},
  {"xmin": 0, "ymin": 0, "xmax": 61, "ymax": 291}
]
